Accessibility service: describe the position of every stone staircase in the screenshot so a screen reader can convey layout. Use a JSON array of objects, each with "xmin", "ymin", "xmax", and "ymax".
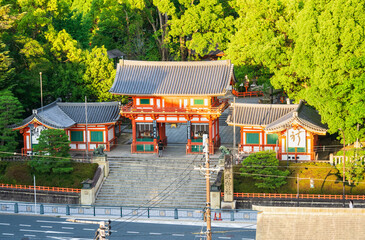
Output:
[{"xmin": 95, "ymin": 156, "xmax": 219, "ymax": 209}]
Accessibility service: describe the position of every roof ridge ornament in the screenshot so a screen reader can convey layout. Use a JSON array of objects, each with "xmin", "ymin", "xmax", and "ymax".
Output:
[{"xmin": 32, "ymin": 109, "xmax": 37, "ymax": 115}]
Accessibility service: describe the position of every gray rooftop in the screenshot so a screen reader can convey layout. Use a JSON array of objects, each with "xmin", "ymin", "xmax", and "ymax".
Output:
[
  {"xmin": 226, "ymin": 102, "xmax": 327, "ymax": 134},
  {"xmin": 109, "ymin": 60, "xmax": 234, "ymax": 96},
  {"xmin": 14, "ymin": 99, "xmax": 120, "ymax": 129}
]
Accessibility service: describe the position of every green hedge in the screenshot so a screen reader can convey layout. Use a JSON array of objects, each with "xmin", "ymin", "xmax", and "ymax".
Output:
[{"xmin": 0, "ymin": 161, "xmax": 98, "ymax": 188}]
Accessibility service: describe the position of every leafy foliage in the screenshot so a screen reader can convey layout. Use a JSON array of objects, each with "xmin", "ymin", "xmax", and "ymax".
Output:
[
  {"xmin": 240, "ymin": 151, "xmax": 289, "ymax": 190},
  {"xmin": 29, "ymin": 129, "xmax": 73, "ymax": 174},
  {"xmin": 336, "ymin": 160, "xmax": 365, "ymax": 186},
  {"xmin": 0, "ymin": 90, "xmax": 23, "ymax": 154}
]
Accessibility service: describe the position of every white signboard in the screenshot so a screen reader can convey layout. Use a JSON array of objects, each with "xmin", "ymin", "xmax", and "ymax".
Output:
[
  {"xmin": 203, "ymin": 134, "xmax": 208, "ymax": 153},
  {"xmin": 288, "ymin": 128, "xmax": 306, "ymax": 148},
  {"xmin": 31, "ymin": 125, "xmax": 46, "ymax": 144}
]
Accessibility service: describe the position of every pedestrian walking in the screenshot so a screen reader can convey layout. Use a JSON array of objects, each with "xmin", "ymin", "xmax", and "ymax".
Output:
[{"xmin": 158, "ymin": 140, "xmax": 164, "ymax": 157}]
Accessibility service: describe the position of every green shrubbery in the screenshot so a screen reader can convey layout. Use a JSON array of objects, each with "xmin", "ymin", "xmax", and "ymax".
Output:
[
  {"xmin": 232, "ymin": 152, "xmax": 365, "ymax": 195},
  {"xmin": 0, "ymin": 161, "xmax": 98, "ymax": 188}
]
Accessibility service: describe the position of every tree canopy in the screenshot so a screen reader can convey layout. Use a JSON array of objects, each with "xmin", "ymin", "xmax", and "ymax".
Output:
[{"xmin": 0, "ymin": 0, "xmax": 364, "ymax": 147}]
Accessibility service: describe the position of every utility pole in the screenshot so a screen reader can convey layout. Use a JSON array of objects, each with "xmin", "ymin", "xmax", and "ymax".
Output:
[
  {"xmin": 342, "ymin": 130, "xmax": 346, "ymax": 207},
  {"xmin": 194, "ymin": 135, "xmax": 221, "ymax": 240},
  {"xmin": 67, "ymin": 219, "xmax": 111, "ymax": 240},
  {"xmin": 40, "ymin": 72, "xmax": 43, "ymax": 112},
  {"xmin": 85, "ymin": 96, "xmax": 89, "ymax": 160}
]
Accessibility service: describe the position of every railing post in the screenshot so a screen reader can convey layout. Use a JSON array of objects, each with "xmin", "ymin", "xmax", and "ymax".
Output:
[
  {"xmin": 230, "ymin": 210, "xmax": 234, "ymax": 221},
  {"xmin": 174, "ymin": 208, "xmax": 178, "ymax": 219},
  {"xmin": 120, "ymin": 207, "xmax": 123, "ymax": 217},
  {"xmin": 93, "ymin": 206, "xmax": 96, "ymax": 216},
  {"xmin": 147, "ymin": 208, "xmax": 150, "ymax": 218},
  {"xmin": 14, "ymin": 203, "xmax": 18, "ymax": 213},
  {"xmin": 66, "ymin": 205, "xmax": 70, "ymax": 215},
  {"xmin": 40, "ymin": 204, "xmax": 44, "ymax": 214}
]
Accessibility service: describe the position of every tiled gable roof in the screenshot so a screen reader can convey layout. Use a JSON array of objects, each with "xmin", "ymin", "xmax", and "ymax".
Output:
[
  {"xmin": 226, "ymin": 102, "xmax": 327, "ymax": 134},
  {"xmin": 14, "ymin": 99, "xmax": 120, "ymax": 130},
  {"xmin": 109, "ymin": 60, "xmax": 234, "ymax": 96}
]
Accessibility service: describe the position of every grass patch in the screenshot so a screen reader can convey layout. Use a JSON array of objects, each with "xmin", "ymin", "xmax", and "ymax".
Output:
[
  {"xmin": 0, "ymin": 161, "xmax": 98, "ymax": 188},
  {"xmin": 227, "ymin": 162, "xmax": 365, "ymax": 195}
]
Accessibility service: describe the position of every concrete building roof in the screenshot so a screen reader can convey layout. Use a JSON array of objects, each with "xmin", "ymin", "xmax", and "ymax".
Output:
[
  {"xmin": 14, "ymin": 99, "xmax": 121, "ymax": 130},
  {"xmin": 109, "ymin": 60, "xmax": 234, "ymax": 96},
  {"xmin": 226, "ymin": 102, "xmax": 327, "ymax": 134}
]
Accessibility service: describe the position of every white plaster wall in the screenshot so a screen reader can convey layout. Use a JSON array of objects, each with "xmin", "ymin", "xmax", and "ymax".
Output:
[
  {"xmin": 204, "ymin": 99, "xmax": 208, "ymax": 106},
  {"xmin": 79, "ymin": 144, "xmax": 86, "ymax": 150},
  {"xmin": 136, "ymin": 98, "xmax": 140, "ymax": 105},
  {"xmin": 108, "ymin": 128, "xmax": 114, "ymax": 141},
  {"xmin": 157, "ymin": 99, "xmax": 160, "ymax": 108},
  {"xmin": 150, "ymin": 98, "xmax": 154, "ymax": 105},
  {"xmin": 70, "ymin": 144, "xmax": 76, "ymax": 149},
  {"xmin": 184, "ymin": 99, "xmax": 188, "ymax": 107},
  {"xmin": 90, "ymin": 144, "xmax": 96, "ymax": 150}
]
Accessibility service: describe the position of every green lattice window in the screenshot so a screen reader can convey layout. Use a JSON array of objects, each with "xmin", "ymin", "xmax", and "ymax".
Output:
[
  {"xmin": 288, "ymin": 147, "xmax": 306, "ymax": 153},
  {"xmin": 246, "ymin": 133, "xmax": 260, "ymax": 144},
  {"xmin": 70, "ymin": 131, "xmax": 83, "ymax": 142},
  {"xmin": 267, "ymin": 134, "xmax": 278, "ymax": 145},
  {"xmin": 90, "ymin": 131, "xmax": 103, "ymax": 142},
  {"xmin": 194, "ymin": 99, "xmax": 204, "ymax": 105},
  {"xmin": 140, "ymin": 99, "xmax": 150, "ymax": 105}
]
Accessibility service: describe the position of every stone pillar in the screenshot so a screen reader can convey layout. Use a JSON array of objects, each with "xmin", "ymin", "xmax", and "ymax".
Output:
[
  {"xmin": 92, "ymin": 155, "xmax": 109, "ymax": 177},
  {"xmin": 221, "ymin": 155, "xmax": 236, "ymax": 209}
]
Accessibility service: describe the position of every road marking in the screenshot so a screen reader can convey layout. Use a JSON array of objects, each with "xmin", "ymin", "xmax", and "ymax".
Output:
[
  {"xmin": 242, "ymin": 238, "xmax": 254, "ymax": 240},
  {"xmin": 2, "ymin": 233, "xmax": 14, "ymax": 236},
  {"xmin": 36, "ymin": 220, "xmax": 84, "ymax": 225},
  {"xmin": 46, "ymin": 236, "xmax": 93, "ymax": 240},
  {"xmin": 218, "ymin": 237, "xmax": 231, "ymax": 239},
  {"xmin": 83, "ymin": 228, "xmax": 95, "ymax": 231},
  {"xmin": 20, "ymin": 229, "xmax": 72, "ymax": 234},
  {"xmin": 172, "ymin": 233, "xmax": 185, "ymax": 237},
  {"xmin": 41, "ymin": 225, "xmax": 53, "ymax": 228},
  {"xmin": 127, "ymin": 231, "xmax": 139, "ymax": 234},
  {"xmin": 20, "ymin": 224, "xmax": 31, "ymax": 227},
  {"xmin": 24, "ymin": 235, "xmax": 36, "ymax": 237},
  {"xmin": 61, "ymin": 227, "xmax": 74, "ymax": 230},
  {"xmin": 150, "ymin": 232, "xmax": 162, "ymax": 235},
  {"xmin": 0, "ymin": 223, "xmax": 10, "ymax": 226}
]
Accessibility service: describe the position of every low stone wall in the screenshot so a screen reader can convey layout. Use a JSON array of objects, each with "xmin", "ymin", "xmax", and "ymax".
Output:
[
  {"xmin": 237, "ymin": 198, "xmax": 365, "ymax": 209},
  {"xmin": 0, "ymin": 188, "xmax": 79, "ymax": 204},
  {"xmin": 254, "ymin": 205, "xmax": 365, "ymax": 240}
]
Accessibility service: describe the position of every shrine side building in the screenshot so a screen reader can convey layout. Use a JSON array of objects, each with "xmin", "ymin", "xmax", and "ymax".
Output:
[
  {"xmin": 110, "ymin": 60, "xmax": 234, "ymax": 154},
  {"xmin": 13, "ymin": 99, "xmax": 121, "ymax": 155},
  {"xmin": 226, "ymin": 102, "xmax": 327, "ymax": 161}
]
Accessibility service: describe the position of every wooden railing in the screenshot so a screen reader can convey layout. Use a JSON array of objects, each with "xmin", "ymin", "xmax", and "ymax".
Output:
[
  {"xmin": 0, "ymin": 183, "xmax": 81, "ymax": 193},
  {"xmin": 232, "ymin": 89, "xmax": 264, "ymax": 97},
  {"xmin": 121, "ymin": 99, "xmax": 229, "ymax": 115},
  {"xmin": 221, "ymin": 192, "xmax": 365, "ymax": 200}
]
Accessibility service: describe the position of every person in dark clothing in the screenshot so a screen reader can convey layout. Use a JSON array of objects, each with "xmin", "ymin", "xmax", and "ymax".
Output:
[{"xmin": 158, "ymin": 140, "xmax": 164, "ymax": 157}]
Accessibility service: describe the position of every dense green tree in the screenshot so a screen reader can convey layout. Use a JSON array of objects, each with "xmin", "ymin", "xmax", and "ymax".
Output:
[
  {"xmin": 29, "ymin": 129, "xmax": 73, "ymax": 174},
  {"xmin": 336, "ymin": 160, "xmax": 365, "ymax": 186},
  {"xmin": 226, "ymin": 0, "xmax": 300, "ymax": 84},
  {"xmin": 0, "ymin": 90, "xmax": 23, "ymax": 154},
  {"xmin": 83, "ymin": 46, "xmax": 117, "ymax": 101},
  {"xmin": 168, "ymin": 0, "xmax": 234, "ymax": 60},
  {"xmin": 240, "ymin": 151, "xmax": 289, "ymax": 191},
  {"xmin": 272, "ymin": 0, "xmax": 365, "ymax": 143},
  {"xmin": 0, "ymin": 41, "xmax": 13, "ymax": 89}
]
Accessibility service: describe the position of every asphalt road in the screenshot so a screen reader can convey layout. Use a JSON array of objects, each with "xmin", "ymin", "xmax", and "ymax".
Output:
[{"xmin": 0, "ymin": 214, "xmax": 256, "ymax": 240}]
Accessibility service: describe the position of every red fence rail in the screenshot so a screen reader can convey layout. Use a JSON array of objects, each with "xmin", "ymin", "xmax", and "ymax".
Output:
[
  {"xmin": 232, "ymin": 89, "xmax": 264, "ymax": 97},
  {"xmin": 0, "ymin": 183, "xmax": 81, "ymax": 193},
  {"xmin": 221, "ymin": 192, "xmax": 365, "ymax": 200}
]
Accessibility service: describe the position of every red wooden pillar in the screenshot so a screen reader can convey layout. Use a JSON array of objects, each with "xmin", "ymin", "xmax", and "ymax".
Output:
[
  {"xmin": 131, "ymin": 119, "xmax": 137, "ymax": 153},
  {"xmin": 105, "ymin": 126, "xmax": 109, "ymax": 151},
  {"xmin": 209, "ymin": 118, "xmax": 213, "ymax": 154},
  {"xmin": 217, "ymin": 118, "xmax": 220, "ymax": 145}
]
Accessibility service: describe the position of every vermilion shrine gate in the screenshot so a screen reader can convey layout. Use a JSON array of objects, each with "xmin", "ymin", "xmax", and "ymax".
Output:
[{"xmin": 110, "ymin": 60, "xmax": 235, "ymax": 154}]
